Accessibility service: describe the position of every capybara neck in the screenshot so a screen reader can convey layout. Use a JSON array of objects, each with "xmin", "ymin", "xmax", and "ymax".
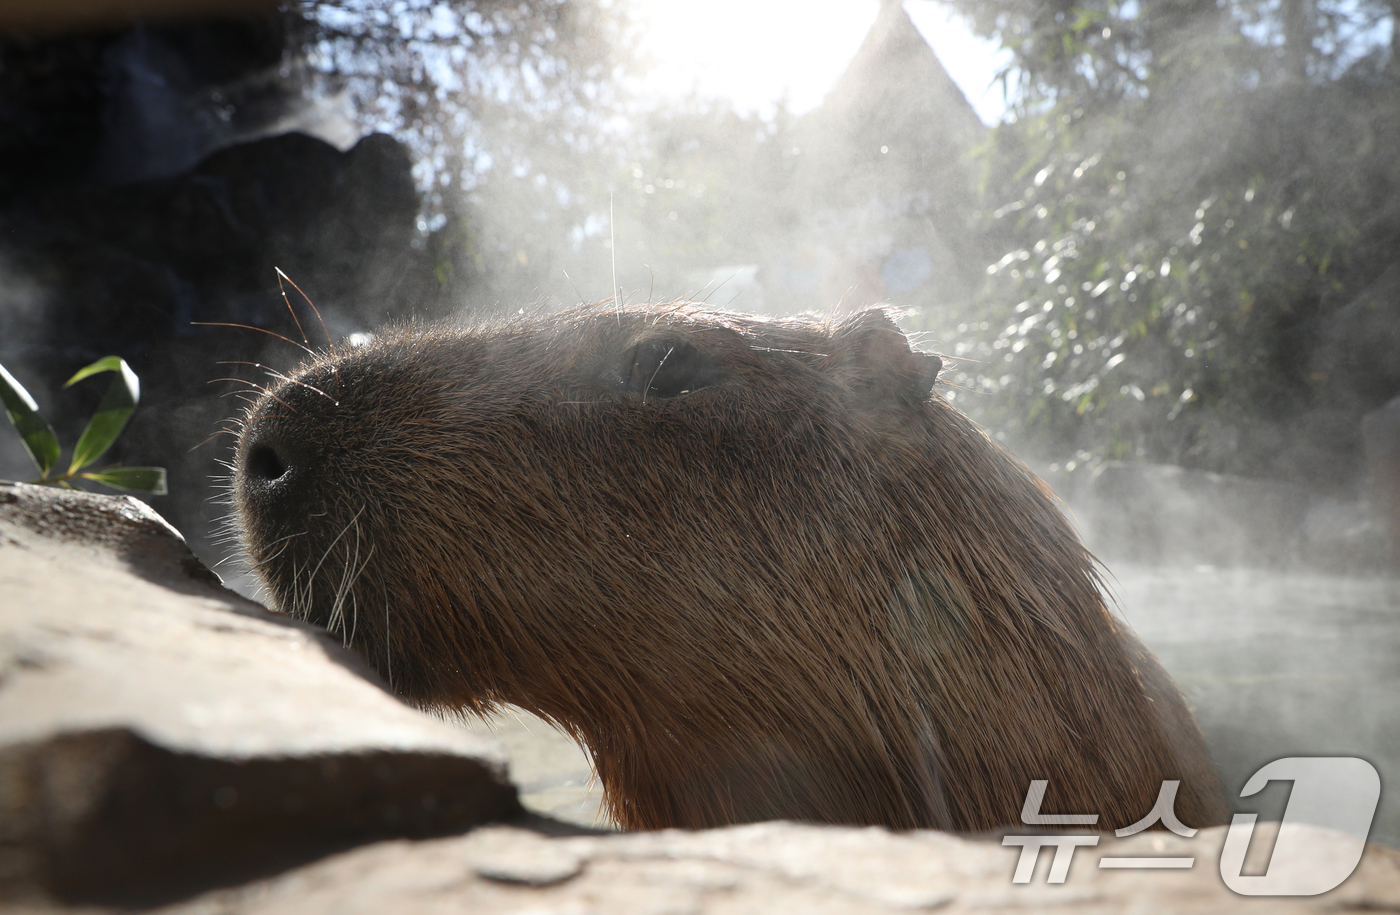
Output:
[{"xmin": 233, "ymin": 303, "xmax": 1227, "ymax": 831}]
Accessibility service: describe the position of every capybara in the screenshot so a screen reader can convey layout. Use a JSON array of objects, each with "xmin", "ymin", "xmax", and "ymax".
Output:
[{"xmin": 232, "ymin": 303, "xmax": 1228, "ymax": 832}]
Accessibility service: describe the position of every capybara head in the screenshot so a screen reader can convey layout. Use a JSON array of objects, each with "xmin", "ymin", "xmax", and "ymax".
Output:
[{"xmin": 233, "ymin": 302, "xmax": 1226, "ymax": 831}]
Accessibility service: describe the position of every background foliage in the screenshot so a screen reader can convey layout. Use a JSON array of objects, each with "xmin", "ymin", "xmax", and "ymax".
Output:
[
  {"xmin": 290, "ymin": 0, "xmax": 798, "ymax": 306},
  {"xmin": 289, "ymin": 0, "xmax": 1400, "ymax": 489},
  {"xmin": 932, "ymin": 0, "xmax": 1400, "ymax": 488}
]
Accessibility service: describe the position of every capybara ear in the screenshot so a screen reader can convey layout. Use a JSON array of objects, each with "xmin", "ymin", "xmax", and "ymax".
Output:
[{"xmin": 838, "ymin": 309, "xmax": 943, "ymax": 405}]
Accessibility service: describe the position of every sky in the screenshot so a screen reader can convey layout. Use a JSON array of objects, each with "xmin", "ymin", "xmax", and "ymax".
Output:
[{"xmin": 633, "ymin": 0, "xmax": 1013, "ymax": 124}]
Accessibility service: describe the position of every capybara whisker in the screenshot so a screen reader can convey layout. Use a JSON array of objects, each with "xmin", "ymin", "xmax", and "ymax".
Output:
[
  {"xmin": 749, "ymin": 346, "xmax": 829, "ymax": 357},
  {"xmin": 192, "ymin": 321, "xmax": 318, "ymax": 358},
  {"xmin": 219, "ymin": 361, "xmax": 339, "ymax": 404},
  {"xmin": 383, "ymin": 598, "xmax": 393, "ymax": 693},
  {"xmin": 304, "ymin": 506, "xmax": 366, "ymax": 593},
  {"xmin": 331, "ymin": 528, "xmax": 373, "ymax": 647},
  {"xmin": 232, "ymin": 302, "xmax": 1228, "ymax": 833},
  {"xmin": 273, "ymin": 268, "xmax": 314, "ymax": 354}
]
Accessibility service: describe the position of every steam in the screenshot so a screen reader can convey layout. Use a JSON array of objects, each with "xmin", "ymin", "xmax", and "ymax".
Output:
[
  {"xmin": 3, "ymin": 0, "xmax": 1390, "ymax": 847},
  {"xmin": 195, "ymin": 11, "xmax": 1400, "ymax": 840}
]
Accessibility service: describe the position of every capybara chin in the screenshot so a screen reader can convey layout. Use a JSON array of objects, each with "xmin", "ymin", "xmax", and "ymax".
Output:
[{"xmin": 232, "ymin": 302, "xmax": 1228, "ymax": 832}]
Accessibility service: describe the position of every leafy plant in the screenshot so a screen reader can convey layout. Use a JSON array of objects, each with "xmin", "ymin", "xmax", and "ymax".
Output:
[
  {"xmin": 0, "ymin": 357, "xmax": 168, "ymax": 495},
  {"xmin": 924, "ymin": 0, "xmax": 1400, "ymax": 484}
]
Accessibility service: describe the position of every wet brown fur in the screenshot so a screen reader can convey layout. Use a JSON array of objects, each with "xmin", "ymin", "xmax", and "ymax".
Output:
[{"xmin": 233, "ymin": 302, "xmax": 1228, "ymax": 832}]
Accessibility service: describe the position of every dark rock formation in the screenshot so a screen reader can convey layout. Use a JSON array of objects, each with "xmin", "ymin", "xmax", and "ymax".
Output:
[
  {"xmin": 0, "ymin": 129, "xmax": 444, "ymax": 565},
  {"xmin": 0, "ymin": 13, "xmax": 293, "ymax": 203}
]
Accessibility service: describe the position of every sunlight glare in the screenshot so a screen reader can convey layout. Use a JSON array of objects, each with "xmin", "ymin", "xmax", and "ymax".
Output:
[
  {"xmin": 634, "ymin": 0, "xmax": 880, "ymax": 115},
  {"xmin": 633, "ymin": 0, "xmax": 1010, "ymax": 123}
]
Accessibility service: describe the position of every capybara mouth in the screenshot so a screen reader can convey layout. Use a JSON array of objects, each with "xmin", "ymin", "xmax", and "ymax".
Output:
[{"xmin": 231, "ymin": 302, "xmax": 1228, "ymax": 833}]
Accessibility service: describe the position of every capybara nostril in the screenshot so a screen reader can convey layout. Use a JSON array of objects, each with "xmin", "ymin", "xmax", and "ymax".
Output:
[
  {"xmin": 244, "ymin": 441, "xmax": 289, "ymax": 484},
  {"xmin": 236, "ymin": 430, "xmax": 315, "ymax": 515}
]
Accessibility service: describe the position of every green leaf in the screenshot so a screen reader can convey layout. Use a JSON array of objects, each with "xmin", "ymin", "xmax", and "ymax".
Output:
[
  {"xmin": 0, "ymin": 361, "xmax": 61, "ymax": 476},
  {"xmin": 79, "ymin": 466, "xmax": 168, "ymax": 496},
  {"xmin": 64, "ymin": 356, "xmax": 128, "ymax": 387},
  {"xmin": 65, "ymin": 358, "xmax": 141, "ymax": 474}
]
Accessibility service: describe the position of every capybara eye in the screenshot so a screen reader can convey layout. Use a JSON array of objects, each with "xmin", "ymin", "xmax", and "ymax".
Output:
[{"xmin": 623, "ymin": 339, "xmax": 721, "ymax": 398}]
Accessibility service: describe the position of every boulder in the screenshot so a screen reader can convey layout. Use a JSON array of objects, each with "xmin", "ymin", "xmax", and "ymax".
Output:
[
  {"xmin": 109, "ymin": 821, "xmax": 1400, "ymax": 914},
  {"xmin": 0, "ymin": 482, "xmax": 522, "ymax": 905},
  {"xmin": 5, "ymin": 481, "xmax": 1400, "ymax": 913}
]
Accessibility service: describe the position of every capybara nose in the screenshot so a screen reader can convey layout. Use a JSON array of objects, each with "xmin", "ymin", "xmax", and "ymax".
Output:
[
  {"xmin": 244, "ymin": 440, "xmax": 290, "ymax": 485},
  {"xmin": 238, "ymin": 431, "xmax": 311, "ymax": 503}
]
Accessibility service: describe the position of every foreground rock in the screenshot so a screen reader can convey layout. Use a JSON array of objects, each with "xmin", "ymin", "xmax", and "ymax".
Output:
[
  {"xmin": 4, "ymin": 482, "xmax": 1400, "ymax": 912},
  {"xmin": 0, "ymin": 482, "xmax": 522, "ymax": 905},
  {"xmin": 147, "ymin": 821, "xmax": 1400, "ymax": 914}
]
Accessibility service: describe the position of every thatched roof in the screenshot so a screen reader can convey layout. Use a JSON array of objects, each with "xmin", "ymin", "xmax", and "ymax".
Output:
[{"xmin": 821, "ymin": 0, "xmax": 984, "ymax": 152}]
